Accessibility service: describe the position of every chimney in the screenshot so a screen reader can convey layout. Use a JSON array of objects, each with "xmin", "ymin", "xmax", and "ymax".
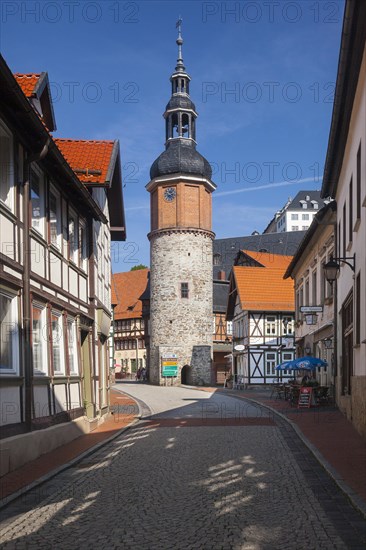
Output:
[{"xmin": 218, "ymin": 270, "xmax": 226, "ymax": 281}]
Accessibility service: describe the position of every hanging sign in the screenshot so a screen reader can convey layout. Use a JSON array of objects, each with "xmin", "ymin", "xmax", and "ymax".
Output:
[
  {"xmin": 298, "ymin": 386, "xmax": 313, "ymax": 408},
  {"xmin": 300, "ymin": 306, "xmax": 323, "ymax": 313}
]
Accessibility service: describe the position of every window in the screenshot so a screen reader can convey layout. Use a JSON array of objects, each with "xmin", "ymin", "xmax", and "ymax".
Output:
[
  {"xmin": 320, "ymin": 262, "xmax": 326, "ymax": 303},
  {"xmin": 282, "ymin": 317, "xmax": 293, "ymax": 335},
  {"xmin": 355, "ymin": 273, "xmax": 361, "ymax": 346},
  {"xmin": 32, "ymin": 304, "xmax": 48, "ymax": 374},
  {"xmin": 356, "ymin": 142, "xmax": 361, "ymax": 222},
  {"xmin": 311, "ymin": 201, "xmax": 318, "ymax": 209},
  {"xmin": 348, "ymin": 178, "xmax": 353, "ymax": 244},
  {"xmin": 302, "ymin": 226, "xmax": 308, "ymax": 230},
  {"xmin": 49, "ymin": 187, "xmax": 61, "ymax": 249},
  {"xmin": 69, "ymin": 210, "xmax": 79, "ymax": 264},
  {"xmin": 0, "ymin": 290, "xmax": 19, "ymax": 373},
  {"xmin": 341, "ymin": 292, "xmax": 353, "ymax": 395},
  {"xmin": 67, "ymin": 318, "xmax": 78, "ymax": 374},
  {"xmin": 292, "ymin": 226, "xmax": 299, "ymax": 231},
  {"xmin": 266, "ymin": 316, "xmax": 276, "ymax": 335},
  {"xmin": 265, "ymin": 352, "xmax": 276, "ymax": 376},
  {"xmin": 181, "ymin": 282, "xmax": 189, "ymax": 298},
  {"xmin": 305, "ymin": 279, "xmax": 309, "ymax": 305},
  {"xmin": 312, "ymin": 270, "xmax": 317, "ymax": 305},
  {"xmin": 302, "ymin": 214, "xmax": 309, "ymax": 220},
  {"xmin": 79, "ymin": 219, "xmax": 87, "ymax": 271},
  {"xmin": 213, "ymin": 253, "xmax": 221, "ymax": 266},
  {"xmin": 226, "ymin": 321, "xmax": 233, "ymax": 336},
  {"xmin": 0, "ymin": 120, "xmax": 14, "ymax": 210},
  {"xmin": 291, "ymin": 214, "xmax": 298, "ymax": 220},
  {"xmin": 51, "ymin": 311, "xmax": 64, "ymax": 374},
  {"xmin": 31, "ymin": 170, "xmax": 45, "ymax": 236},
  {"xmin": 343, "ymin": 203, "xmax": 346, "ymax": 257}
]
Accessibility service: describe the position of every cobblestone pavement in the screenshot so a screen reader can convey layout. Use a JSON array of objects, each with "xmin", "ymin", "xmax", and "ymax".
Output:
[{"xmin": 0, "ymin": 385, "xmax": 365, "ymax": 549}]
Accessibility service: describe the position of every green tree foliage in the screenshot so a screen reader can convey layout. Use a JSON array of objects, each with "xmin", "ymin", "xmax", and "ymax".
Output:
[{"xmin": 130, "ymin": 264, "xmax": 148, "ymax": 271}]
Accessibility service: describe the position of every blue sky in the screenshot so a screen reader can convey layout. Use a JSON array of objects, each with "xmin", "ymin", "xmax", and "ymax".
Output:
[{"xmin": 1, "ymin": 0, "xmax": 344, "ymax": 270}]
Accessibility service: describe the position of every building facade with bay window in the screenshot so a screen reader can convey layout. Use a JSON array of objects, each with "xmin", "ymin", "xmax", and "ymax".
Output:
[{"xmin": 0, "ymin": 56, "xmax": 126, "ymax": 474}]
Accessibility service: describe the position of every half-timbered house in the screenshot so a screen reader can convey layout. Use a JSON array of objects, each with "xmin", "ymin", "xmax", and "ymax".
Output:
[
  {"xmin": 112, "ymin": 269, "xmax": 149, "ymax": 378},
  {"xmin": 0, "ymin": 55, "xmax": 125, "ymax": 474},
  {"xmin": 227, "ymin": 251, "xmax": 295, "ymax": 385}
]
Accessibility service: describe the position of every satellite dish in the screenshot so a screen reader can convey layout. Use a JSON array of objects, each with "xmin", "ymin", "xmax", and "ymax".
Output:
[{"xmin": 234, "ymin": 344, "xmax": 245, "ymax": 351}]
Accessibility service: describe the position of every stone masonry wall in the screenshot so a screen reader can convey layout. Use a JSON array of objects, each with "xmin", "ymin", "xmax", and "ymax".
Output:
[{"xmin": 149, "ymin": 229, "xmax": 213, "ymax": 386}]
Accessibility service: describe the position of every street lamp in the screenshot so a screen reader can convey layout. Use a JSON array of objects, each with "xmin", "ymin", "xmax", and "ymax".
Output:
[
  {"xmin": 305, "ymin": 313, "xmax": 317, "ymax": 325},
  {"xmin": 324, "ymin": 254, "xmax": 355, "ymax": 284},
  {"xmin": 323, "ymin": 337, "xmax": 333, "ymax": 349}
]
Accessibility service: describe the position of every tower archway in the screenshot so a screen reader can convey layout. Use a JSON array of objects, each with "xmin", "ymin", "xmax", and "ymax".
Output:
[{"xmin": 181, "ymin": 364, "xmax": 191, "ymax": 385}]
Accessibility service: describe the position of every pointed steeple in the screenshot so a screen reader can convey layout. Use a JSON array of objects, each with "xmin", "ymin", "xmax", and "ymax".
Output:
[
  {"xmin": 149, "ymin": 21, "xmax": 212, "ymax": 181},
  {"xmin": 175, "ymin": 17, "xmax": 185, "ymax": 73}
]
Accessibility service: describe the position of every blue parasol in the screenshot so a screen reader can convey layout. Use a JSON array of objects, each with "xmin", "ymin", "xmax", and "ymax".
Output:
[{"xmin": 276, "ymin": 356, "xmax": 328, "ymax": 371}]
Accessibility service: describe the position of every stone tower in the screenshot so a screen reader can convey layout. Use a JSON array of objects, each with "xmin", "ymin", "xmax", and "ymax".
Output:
[{"xmin": 146, "ymin": 21, "xmax": 216, "ymax": 386}]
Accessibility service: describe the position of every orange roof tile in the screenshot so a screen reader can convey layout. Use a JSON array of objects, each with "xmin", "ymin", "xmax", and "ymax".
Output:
[
  {"xmin": 55, "ymin": 138, "xmax": 115, "ymax": 185},
  {"xmin": 112, "ymin": 269, "xmax": 149, "ymax": 320},
  {"xmin": 14, "ymin": 73, "xmax": 41, "ymax": 97},
  {"xmin": 241, "ymin": 250, "xmax": 294, "ymax": 269},
  {"xmin": 233, "ymin": 262, "xmax": 294, "ymax": 312}
]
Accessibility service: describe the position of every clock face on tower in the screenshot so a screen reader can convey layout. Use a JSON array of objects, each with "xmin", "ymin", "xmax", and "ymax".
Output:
[{"xmin": 163, "ymin": 187, "xmax": 176, "ymax": 202}]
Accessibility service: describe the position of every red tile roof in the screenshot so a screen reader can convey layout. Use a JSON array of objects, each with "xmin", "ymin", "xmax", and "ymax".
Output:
[
  {"xmin": 112, "ymin": 269, "xmax": 150, "ymax": 320},
  {"xmin": 241, "ymin": 249, "xmax": 294, "ymax": 269},
  {"xmin": 14, "ymin": 73, "xmax": 41, "ymax": 97},
  {"xmin": 233, "ymin": 254, "xmax": 294, "ymax": 312},
  {"xmin": 55, "ymin": 138, "xmax": 115, "ymax": 185}
]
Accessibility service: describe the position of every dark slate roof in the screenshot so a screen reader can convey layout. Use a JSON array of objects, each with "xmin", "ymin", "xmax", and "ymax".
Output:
[
  {"xmin": 150, "ymin": 139, "xmax": 212, "ymax": 180},
  {"xmin": 166, "ymin": 95, "xmax": 196, "ymax": 112},
  {"xmin": 213, "ymin": 280, "xmax": 230, "ymax": 313},
  {"xmin": 213, "ymin": 231, "xmax": 306, "ymax": 280},
  {"xmin": 286, "ymin": 190, "xmax": 325, "ymax": 211}
]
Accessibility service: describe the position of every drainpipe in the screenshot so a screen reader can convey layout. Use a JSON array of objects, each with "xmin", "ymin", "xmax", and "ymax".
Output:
[{"xmin": 23, "ymin": 140, "xmax": 50, "ymax": 431}]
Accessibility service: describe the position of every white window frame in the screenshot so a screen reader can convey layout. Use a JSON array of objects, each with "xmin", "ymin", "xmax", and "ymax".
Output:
[
  {"xmin": 68, "ymin": 208, "xmax": 79, "ymax": 265},
  {"xmin": 32, "ymin": 303, "xmax": 48, "ymax": 375},
  {"xmin": 0, "ymin": 289, "xmax": 19, "ymax": 374},
  {"xmin": 51, "ymin": 311, "xmax": 65, "ymax": 375},
  {"xmin": 226, "ymin": 321, "xmax": 233, "ymax": 336},
  {"xmin": 49, "ymin": 184, "xmax": 62, "ymax": 251},
  {"xmin": 281, "ymin": 351, "xmax": 294, "ymax": 375},
  {"xmin": 30, "ymin": 168, "xmax": 46, "ymax": 237},
  {"xmin": 291, "ymin": 213, "xmax": 298, "ymax": 220},
  {"xmin": 265, "ymin": 316, "xmax": 276, "ymax": 335},
  {"xmin": 265, "ymin": 352, "xmax": 276, "ymax": 376},
  {"xmin": 79, "ymin": 218, "xmax": 87, "ymax": 272},
  {"xmin": 0, "ymin": 120, "xmax": 15, "ymax": 211},
  {"xmin": 67, "ymin": 317, "xmax": 79, "ymax": 375}
]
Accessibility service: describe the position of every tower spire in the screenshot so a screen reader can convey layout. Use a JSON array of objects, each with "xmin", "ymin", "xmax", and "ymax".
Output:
[{"xmin": 175, "ymin": 17, "xmax": 185, "ymax": 72}]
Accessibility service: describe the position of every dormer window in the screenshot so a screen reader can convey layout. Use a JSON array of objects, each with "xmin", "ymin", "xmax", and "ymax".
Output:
[
  {"xmin": 213, "ymin": 253, "xmax": 221, "ymax": 266},
  {"xmin": 300, "ymin": 200, "xmax": 307, "ymax": 209},
  {"xmin": 311, "ymin": 200, "xmax": 318, "ymax": 209}
]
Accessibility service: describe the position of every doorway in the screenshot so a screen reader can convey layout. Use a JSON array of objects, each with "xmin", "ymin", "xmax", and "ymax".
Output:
[
  {"xmin": 181, "ymin": 364, "xmax": 191, "ymax": 385},
  {"xmin": 81, "ymin": 330, "xmax": 94, "ymax": 419}
]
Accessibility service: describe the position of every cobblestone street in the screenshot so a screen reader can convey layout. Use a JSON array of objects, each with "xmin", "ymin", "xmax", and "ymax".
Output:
[{"xmin": 0, "ymin": 384, "xmax": 365, "ymax": 549}]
